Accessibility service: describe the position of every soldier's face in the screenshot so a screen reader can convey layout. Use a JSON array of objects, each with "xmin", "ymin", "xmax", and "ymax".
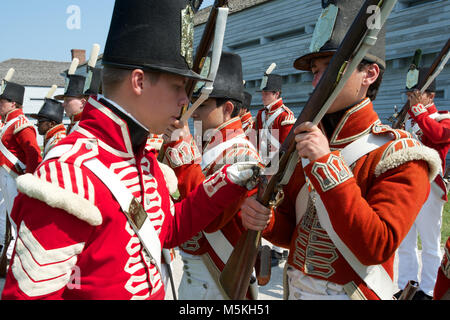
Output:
[
  {"xmin": 192, "ymin": 98, "xmax": 225, "ymax": 132},
  {"xmin": 36, "ymin": 119, "xmax": 52, "ymax": 136},
  {"xmin": 261, "ymin": 91, "xmax": 279, "ymax": 106},
  {"xmin": 311, "ymin": 56, "xmax": 378, "ymax": 113},
  {"xmin": 0, "ymin": 99, "xmax": 16, "ymax": 117},
  {"xmin": 63, "ymin": 97, "xmax": 86, "ymax": 117},
  {"xmin": 138, "ymin": 72, "xmax": 189, "ymax": 134}
]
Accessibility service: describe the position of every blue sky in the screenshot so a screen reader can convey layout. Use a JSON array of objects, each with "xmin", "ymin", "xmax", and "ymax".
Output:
[{"xmin": 0, "ymin": 0, "xmax": 215, "ymax": 63}]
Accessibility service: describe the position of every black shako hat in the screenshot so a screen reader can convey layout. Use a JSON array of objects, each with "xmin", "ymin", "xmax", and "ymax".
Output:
[
  {"xmin": 84, "ymin": 67, "xmax": 102, "ymax": 96},
  {"xmin": 54, "ymin": 74, "xmax": 86, "ymax": 100},
  {"xmin": 0, "ymin": 81, "xmax": 25, "ymax": 105},
  {"xmin": 405, "ymin": 67, "xmax": 436, "ymax": 93},
  {"xmin": 193, "ymin": 52, "xmax": 245, "ymax": 103},
  {"xmin": 243, "ymin": 91, "xmax": 253, "ymax": 108},
  {"xmin": 102, "ymin": 0, "xmax": 206, "ymax": 81},
  {"xmin": 258, "ymin": 74, "xmax": 283, "ymax": 92},
  {"xmin": 294, "ymin": 0, "xmax": 386, "ymax": 71},
  {"xmin": 30, "ymin": 98, "xmax": 64, "ymax": 123}
]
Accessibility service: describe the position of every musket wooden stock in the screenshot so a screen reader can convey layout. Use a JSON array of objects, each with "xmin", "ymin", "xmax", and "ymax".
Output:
[
  {"xmin": 393, "ymin": 38, "xmax": 450, "ymax": 129},
  {"xmin": 219, "ymin": 0, "xmax": 384, "ymax": 300}
]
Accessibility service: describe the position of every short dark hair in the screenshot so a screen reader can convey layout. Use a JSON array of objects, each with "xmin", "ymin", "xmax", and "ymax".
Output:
[
  {"xmin": 101, "ymin": 66, "xmax": 161, "ymax": 94},
  {"xmin": 357, "ymin": 60, "xmax": 384, "ymax": 101},
  {"xmin": 215, "ymin": 98, "xmax": 243, "ymax": 118}
]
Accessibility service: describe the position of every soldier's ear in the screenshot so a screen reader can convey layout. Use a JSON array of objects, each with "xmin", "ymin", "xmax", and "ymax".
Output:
[
  {"xmin": 223, "ymin": 100, "xmax": 234, "ymax": 119},
  {"xmin": 362, "ymin": 63, "xmax": 380, "ymax": 87},
  {"xmin": 130, "ymin": 69, "xmax": 146, "ymax": 96}
]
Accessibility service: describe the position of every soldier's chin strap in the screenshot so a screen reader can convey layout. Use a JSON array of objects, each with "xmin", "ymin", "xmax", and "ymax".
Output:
[{"xmin": 180, "ymin": 7, "xmax": 229, "ymax": 123}]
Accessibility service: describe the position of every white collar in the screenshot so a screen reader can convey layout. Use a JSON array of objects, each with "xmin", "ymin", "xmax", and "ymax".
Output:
[
  {"xmin": 264, "ymin": 98, "xmax": 282, "ymax": 111},
  {"xmin": 97, "ymin": 94, "xmax": 148, "ymax": 131}
]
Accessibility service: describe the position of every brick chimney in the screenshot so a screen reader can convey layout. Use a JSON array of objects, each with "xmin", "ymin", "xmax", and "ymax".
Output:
[{"xmin": 71, "ymin": 49, "xmax": 86, "ymax": 65}]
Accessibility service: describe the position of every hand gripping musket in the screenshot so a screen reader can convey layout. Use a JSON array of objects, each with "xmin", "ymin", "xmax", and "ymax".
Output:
[
  {"xmin": 219, "ymin": 0, "xmax": 398, "ymax": 300},
  {"xmin": 157, "ymin": 0, "xmax": 229, "ymax": 162},
  {"xmin": 392, "ymin": 38, "xmax": 450, "ymax": 129}
]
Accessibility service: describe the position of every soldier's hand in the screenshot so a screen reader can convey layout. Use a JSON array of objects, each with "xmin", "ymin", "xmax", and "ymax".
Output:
[
  {"xmin": 294, "ymin": 122, "xmax": 330, "ymax": 161},
  {"xmin": 240, "ymin": 196, "xmax": 272, "ymax": 231},
  {"xmin": 226, "ymin": 162, "xmax": 261, "ymax": 190},
  {"xmin": 407, "ymin": 89, "xmax": 430, "ymax": 107},
  {"xmin": 163, "ymin": 120, "xmax": 190, "ymax": 143}
]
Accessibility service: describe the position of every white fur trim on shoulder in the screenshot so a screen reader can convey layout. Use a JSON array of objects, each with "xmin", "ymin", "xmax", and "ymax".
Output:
[
  {"xmin": 433, "ymin": 113, "xmax": 450, "ymax": 122},
  {"xmin": 157, "ymin": 161, "xmax": 178, "ymax": 195},
  {"xmin": 16, "ymin": 174, "xmax": 102, "ymax": 226},
  {"xmin": 375, "ymin": 144, "xmax": 441, "ymax": 182}
]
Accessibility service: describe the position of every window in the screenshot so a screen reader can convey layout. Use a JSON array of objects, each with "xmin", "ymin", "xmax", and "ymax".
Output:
[
  {"xmin": 266, "ymin": 27, "xmax": 306, "ymax": 42},
  {"xmin": 229, "ymin": 39, "xmax": 260, "ymax": 51},
  {"xmin": 435, "ymin": 89, "xmax": 445, "ymax": 99},
  {"xmin": 397, "ymin": 0, "xmax": 439, "ymax": 10}
]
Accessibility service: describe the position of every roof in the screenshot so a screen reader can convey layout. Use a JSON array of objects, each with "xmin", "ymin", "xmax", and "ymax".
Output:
[
  {"xmin": 0, "ymin": 59, "xmax": 70, "ymax": 87},
  {"xmin": 194, "ymin": 0, "xmax": 272, "ymax": 25}
]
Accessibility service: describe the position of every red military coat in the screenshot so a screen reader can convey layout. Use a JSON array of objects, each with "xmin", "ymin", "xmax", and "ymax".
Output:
[
  {"xmin": 0, "ymin": 109, "xmax": 41, "ymax": 175},
  {"xmin": 407, "ymin": 102, "xmax": 450, "ymax": 200},
  {"xmin": 163, "ymin": 117, "xmax": 261, "ymax": 298},
  {"xmin": 433, "ymin": 236, "xmax": 450, "ymax": 300},
  {"xmin": 263, "ymin": 98, "xmax": 440, "ymax": 299},
  {"xmin": 240, "ymin": 111, "xmax": 254, "ymax": 137},
  {"xmin": 43, "ymin": 123, "xmax": 67, "ymax": 157},
  {"xmin": 1, "ymin": 97, "xmax": 246, "ymax": 300},
  {"xmin": 253, "ymin": 98, "xmax": 295, "ymax": 150}
]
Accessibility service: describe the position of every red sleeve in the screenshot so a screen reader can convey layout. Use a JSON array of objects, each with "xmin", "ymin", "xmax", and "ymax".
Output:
[
  {"xmin": 433, "ymin": 237, "xmax": 450, "ymax": 300},
  {"xmin": 414, "ymin": 113, "xmax": 450, "ymax": 144},
  {"xmin": 1, "ymin": 194, "xmax": 94, "ymax": 300},
  {"xmin": 408, "ymin": 104, "xmax": 450, "ymax": 144},
  {"xmin": 164, "ymin": 165, "xmax": 247, "ymax": 248},
  {"xmin": 304, "ymin": 151, "xmax": 430, "ymax": 265},
  {"xmin": 15, "ymin": 127, "xmax": 42, "ymax": 173},
  {"xmin": 162, "ymin": 135, "xmax": 204, "ymax": 200},
  {"xmin": 275, "ymin": 112, "xmax": 294, "ymax": 145}
]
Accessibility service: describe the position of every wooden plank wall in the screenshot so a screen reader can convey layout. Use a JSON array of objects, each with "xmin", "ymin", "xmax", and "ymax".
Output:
[{"xmin": 194, "ymin": 0, "xmax": 450, "ymax": 165}]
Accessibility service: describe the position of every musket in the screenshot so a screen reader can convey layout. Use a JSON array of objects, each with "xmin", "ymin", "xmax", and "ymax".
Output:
[
  {"xmin": 219, "ymin": 0, "xmax": 398, "ymax": 300},
  {"xmin": 183, "ymin": 0, "xmax": 229, "ymax": 110},
  {"xmin": 392, "ymin": 38, "xmax": 450, "ymax": 129},
  {"xmin": 397, "ymin": 280, "xmax": 419, "ymax": 300},
  {"xmin": 157, "ymin": 0, "xmax": 229, "ymax": 162}
]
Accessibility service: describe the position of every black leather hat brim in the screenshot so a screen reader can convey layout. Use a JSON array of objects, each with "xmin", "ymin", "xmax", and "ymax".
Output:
[
  {"xmin": 53, "ymin": 94, "xmax": 87, "ymax": 101},
  {"xmin": 102, "ymin": 61, "xmax": 208, "ymax": 82},
  {"xmin": 293, "ymin": 50, "xmax": 335, "ymax": 71}
]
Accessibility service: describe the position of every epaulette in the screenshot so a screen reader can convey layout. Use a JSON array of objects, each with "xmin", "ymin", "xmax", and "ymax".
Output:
[
  {"xmin": 163, "ymin": 136, "xmax": 202, "ymax": 168},
  {"xmin": 372, "ymin": 124, "xmax": 441, "ymax": 182},
  {"xmin": 16, "ymin": 139, "xmax": 102, "ymax": 227},
  {"xmin": 281, "ymin": 107, "xmax": 296, "ymax": 126},
  {"xmin": 13, "ymin": 116, "xmax": 34, "ymax": 135}
]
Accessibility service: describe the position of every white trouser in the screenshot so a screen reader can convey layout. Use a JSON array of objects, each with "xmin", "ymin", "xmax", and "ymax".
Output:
[
  {"xmin": 0, "ymin": 195, "xmax": 6, "ymax": 248},
  {"xmin": 397, "ymin": 181, "xmax": 445, "ymax": 296},
  {"xmin": 178, "ymin": 251, "xmax": 227, "ymax": 300},
  {"xmin": 286, "ymin": 265, "xmax": 350, "ymax": 300},
  {"xmin": 0, "ymin": 167, "xmax": 18, "ymax": 259}
]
